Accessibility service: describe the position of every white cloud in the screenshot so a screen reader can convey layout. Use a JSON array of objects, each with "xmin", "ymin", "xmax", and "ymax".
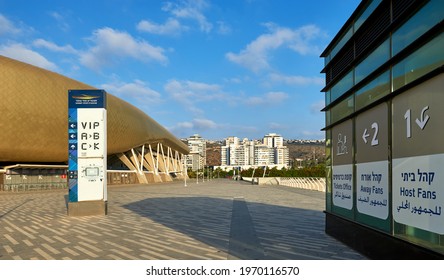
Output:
[
  {"xmin": 0, "ymin": 43, "xmax": 58, "ymax": 71},
  {"xmin": 33, "ymin": 39, "xmax": 78, "ymax": 54},
  {"xmin": 101, "ymin": 80, "xmax": 162, "ymax": 105},
  {"xmin": 0, "ymin": 14, "xmax": 21, "ymax": 35},
  {"xmin": 164, "ymin": 79, "xmax": 226, "ymax": 115},
  {"xmin": 162, "ymin": 0, "xmax": 212, "ymax": 33},
  {"xmin": 245, "ymin": 91, "xmax": 288, "ymax": 106},
  {"xmin": 80, "ymin": 27, "xmax": 168, "ymax": 71},
  {"xmin": 175, "ymin": 121, "xmax": 194, "ymax": 129},
  {"xmin": 269, "ymin": 73, "xmax": 324, "ymax": 86},
  {"xmin": 226, "ymin": 23, "xmax": 325, "ymax": 72},
  {"xmin": 193, "ymin": 118, "xmax": 217, "ymax": 129},
  {"xmin": 49, "ymin": 11, "xmax": 70, "ymax": 32},
  {"xmin": 217, "ymin": 21, "xmax": 231, "ymax": 35},
  {"xmin": 286, "ymin": 24, "xmax": 324, "ymax": 55},
  {"xmin": 137, "ymin": 18, "xmax": 188, "ymax": 35},
  {"xmin": 310, "ymin": 100, "xmax": 325, "ymax": 114},
  {"xmin": 169, "ymin": 118, "xmax": 219, "ymax": 137},
  {"xmin": 269, "ymin": 122, "xmax": 288, "ymax": 130}
]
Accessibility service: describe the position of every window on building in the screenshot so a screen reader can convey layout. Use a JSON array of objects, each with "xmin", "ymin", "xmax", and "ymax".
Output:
[
  {"xmin": 354, "ymin": 0, "xmax": 382, "ymax": 32},
  {"xmin": 325, "ymin": 89, "xmax": 331, "ymax": 106},
  {"xmin": 392, "ymin": 0, "xmax": 444, "ymax": 56},
  {"xmin": 355, "ymin": 38, "xmax": 390, "ymax": 84},
  {"xmin": 325, "ymin": 109, "xmax": 331, "ymax": 126},
  {"xmin": 392, "ymin": 33, "xmax": 444, "ymax": 91},
  {"xmin": 331, "ymin": 70, "xmax": 354, "ymax": 102},
  {"xmin": 355, "ymin": 70, "xmax": 390, "ymax": 110},
  {"xmin": 329, "ymin": 27, "xmax": 353, "ymax": 64},
  {"xmin": 331, "ymin": 95, "xmax": 354, "ymax": 124}
]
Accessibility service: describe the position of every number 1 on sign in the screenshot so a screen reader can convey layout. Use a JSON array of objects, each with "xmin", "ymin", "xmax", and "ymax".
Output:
[{"xmin": 404, "ymin": 109, "xmax": 411, "ymax": 138}]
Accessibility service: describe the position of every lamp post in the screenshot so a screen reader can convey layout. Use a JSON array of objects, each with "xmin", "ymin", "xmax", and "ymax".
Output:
[{"xmin": 196, "ymin": 154, "xmax": 199, "ymax": 184}]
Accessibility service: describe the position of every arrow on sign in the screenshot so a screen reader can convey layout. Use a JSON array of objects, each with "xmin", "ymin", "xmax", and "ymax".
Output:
[
  {"xmin": 362, "ymin": 128, "xmax": 370, "ymax": 144},
  {"xmin": 415, "ymin": 106, "xmax": 430, "ymax": 130}
]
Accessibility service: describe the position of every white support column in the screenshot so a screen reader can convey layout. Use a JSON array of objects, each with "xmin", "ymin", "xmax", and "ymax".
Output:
[
  {"xmin": 140, "ymin": 145, "xmax": 145, "ymax": 173},
  {"xmin": 157, "ymin": 143, "xmax": 172, "ymax": 182},
  {"xmin": 131, "ymin": 148, "xmax": 141, "ymax": 172},
  {"xmin": 148, "ymin": 144, "xmax": 158, "ymax": 176},
  {"xmin": 168, "ymin": 147, "xmax": 174, "ymax": 172},
  {"xmin": 163, "ymin": 144, "xmax": 169, "ymax": 173},
  {"xmin": 173, "ymin": 150, "xmax": 183, "ymax": 179},
  {"xmin": 144, "ymin": 145, "xmax": 162, "ymax": 183},
  {"xmin": 156, "ymin": 143, "xmax": 160, "ymax": 174},
  {"xmin": 129, "ymin": 148, "xmax": 148, "ymax": 184},
  {"xmin": 174, "ymin": 151, "xmax": 179, "ymax": 173},
  {"xmin": 169, "ymin": 147, "xmax": 176, "ymax": 176},
  {"xmin": 118, "ymin": 152, "xmax": 148, "ymax": 184}
]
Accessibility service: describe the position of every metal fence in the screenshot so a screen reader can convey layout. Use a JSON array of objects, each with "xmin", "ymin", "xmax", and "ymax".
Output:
[
  {"xmin": 244, "ymin": 176, "xmax": 326, "ymax": 192},
  {"xmin": 1, "ymin": 174, "xmax": 68, "ymax": 192}
]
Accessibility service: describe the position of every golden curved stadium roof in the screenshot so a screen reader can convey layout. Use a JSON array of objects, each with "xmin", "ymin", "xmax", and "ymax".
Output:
[{"xmin": 0, "ymin": 55, "xmax": 189, "ymax": 163}]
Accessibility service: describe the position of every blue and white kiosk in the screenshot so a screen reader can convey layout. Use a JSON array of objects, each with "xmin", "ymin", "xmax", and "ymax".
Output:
[{"xmin": 67, "ymin": 89, "xmax": 107, "ymax": 216}]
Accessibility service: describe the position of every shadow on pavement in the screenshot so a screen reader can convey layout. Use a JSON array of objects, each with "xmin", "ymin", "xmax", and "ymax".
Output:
[{"xmin": 122, "ymin": 196, "xmax": 366, "ymax": 260}]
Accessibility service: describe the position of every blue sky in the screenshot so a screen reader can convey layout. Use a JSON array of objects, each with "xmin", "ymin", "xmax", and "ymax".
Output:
[{"xmin": 0, "ymin": 0, "xmax": 360, "ymax": 141}]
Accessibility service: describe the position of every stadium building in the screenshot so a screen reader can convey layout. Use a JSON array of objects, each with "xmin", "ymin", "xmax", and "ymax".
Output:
[{"xmin": 0, "ymin": 55, "xmax": 189, "ymax": 191}]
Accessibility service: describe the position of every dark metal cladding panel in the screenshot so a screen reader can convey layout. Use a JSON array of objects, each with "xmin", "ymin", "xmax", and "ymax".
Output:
[
  {"xmin": 355, "ymin": 4, "xmax": 390, "ymax": 58},
  {"xmin": 331, "ymin": 47, "xmax": 354, "ymax": 82},
  {"xmin": 392, "ymin": 0, "xmax": 418, "ymax": 22}
]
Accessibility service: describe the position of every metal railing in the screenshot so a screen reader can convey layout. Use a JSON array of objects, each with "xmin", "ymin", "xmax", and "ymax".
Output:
[
  {"xmin": 244, "ymin": 176, "xmax": 326, "ymax": 192},
  {"xmin": 1, "ymin": 183, "xmax": 68, "ymax": 192},
  {"xmin": 278, "ymin": 177, "xmax": 326, "ymax": 192}
]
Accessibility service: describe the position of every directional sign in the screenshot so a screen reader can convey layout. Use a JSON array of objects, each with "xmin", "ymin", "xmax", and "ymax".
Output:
[
  {"xmin": 404, "ymin": 106, "xmax": 431, "ymax": 138},
  {"xmin": 77, "ymin": 109, "xmax": 106, "ymax": 158},
  {"xmin": 362, "ymin": 122, "xmax": 379, "ymax": 146},
  {"xmin": 392, "ymin": 73, "xmax": 444, "ymax": 234},
  {"xmin": 356, "ymin": 103, "xmax": 389, "ymax": 219},
  {"xmin": 415, "ymin": 106, "xmax": 430, "ymax": 130},
  {"xmin": 356, "ymin": 103, "xmax": 388, "ymax": 163},
  {"xmin": 332, "ymin": 119, "xmax": 353, "ymax": 210},
  {"xmin": 68, "ymin": 89, "xmax": 107, "ymax": 203}
]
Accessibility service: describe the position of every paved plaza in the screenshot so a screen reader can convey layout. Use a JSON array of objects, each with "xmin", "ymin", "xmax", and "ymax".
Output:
[{"xmin": 0, "ymin": 179, "xmax": 366, "ymax": 260}]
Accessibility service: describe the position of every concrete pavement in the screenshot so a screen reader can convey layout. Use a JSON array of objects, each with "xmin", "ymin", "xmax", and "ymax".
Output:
[{"xmin": 0, "ymin": 179, "xmax": 367, "ymax": 260}]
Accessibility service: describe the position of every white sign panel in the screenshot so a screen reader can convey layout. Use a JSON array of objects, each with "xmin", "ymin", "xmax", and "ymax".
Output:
[
  {"xmin": 77, "ymin": 108, "xmax": 106, "ymax": 158},
  {"xmin": 393, "ymin": 154, "xmax": 444, "ymax": 234},
  {"xmin": 332, "ymin": 164, "xmax": 353, "ymax": 210},
  {"xmin": 77, "ymin": 158, "xmax": 106, "ymax": 201},
  {"xmin": 356, "ymin": 160, "xmax": 389, "ymax": 219}
]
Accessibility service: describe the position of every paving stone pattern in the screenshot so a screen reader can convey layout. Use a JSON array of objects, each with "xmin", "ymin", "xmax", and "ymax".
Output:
[{"xmin": 0, "ymin": 179, "xmax": 366, "ymax": 260}]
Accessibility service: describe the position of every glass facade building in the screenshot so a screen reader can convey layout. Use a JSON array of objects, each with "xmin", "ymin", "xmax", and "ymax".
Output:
[{"xmin": 321, "ymin": 0, "xmax": 444, "ymax": 259}]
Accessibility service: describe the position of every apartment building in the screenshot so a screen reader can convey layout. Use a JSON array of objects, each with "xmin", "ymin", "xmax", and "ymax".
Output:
[
  {"xmin": 220, "ymin": 133, "xmax": 289, "ymax": 169},
  {"xmin": 185, "ymin": 134, "xmax": 206, "ymax": 171}
]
